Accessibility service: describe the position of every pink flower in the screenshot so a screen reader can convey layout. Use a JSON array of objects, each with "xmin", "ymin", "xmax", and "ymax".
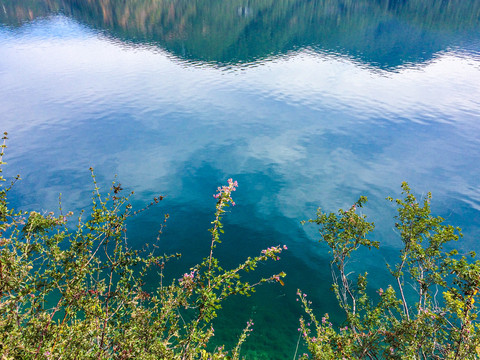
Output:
[{"xmin": 212, "ymin": 179, "xmax": 238, "ymax": 205}]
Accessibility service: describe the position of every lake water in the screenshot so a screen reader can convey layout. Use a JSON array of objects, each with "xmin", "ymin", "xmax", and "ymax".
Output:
[{"xmin": 1, "ymin": 0, "xmax": 480, "ymax": 358}]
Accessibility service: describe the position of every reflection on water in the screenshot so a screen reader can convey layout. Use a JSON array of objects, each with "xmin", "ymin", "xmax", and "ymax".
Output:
[
  {"xmin": 1, "ymin": 0, "xmax": 480, "ymax": 358},
  {"xmin": 2, "ymin": 0, "xmax": 480, "ymax": 68}
]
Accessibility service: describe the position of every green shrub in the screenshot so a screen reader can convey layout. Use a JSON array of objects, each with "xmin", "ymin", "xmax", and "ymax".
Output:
[
  {"xmin": 299, "ymin": 183, "xmax": 480, "ymax": 359},
  {"xmin": 3, "ymin": 129, "xmax": 480, "ymax": 360},
  {"xmin": 0, "ymin": 133, "xmax": 285, "ymax": 359}
]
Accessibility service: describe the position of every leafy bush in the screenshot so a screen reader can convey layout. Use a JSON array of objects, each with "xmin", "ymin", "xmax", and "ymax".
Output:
[
  {"xmin": 0, "ymin": 133, "xmax": 286, "ymax": 359},
  {"xmin": 299, "ymin": 183, "xmax": 480, "ymax": 359},
  {"xmin": 2, "ymin": 129, "xmax": 480, "ymax": 359}
]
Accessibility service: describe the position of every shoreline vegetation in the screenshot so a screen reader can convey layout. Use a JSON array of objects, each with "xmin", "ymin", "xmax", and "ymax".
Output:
[{"xmin": 2, "ymin": 131, "xmax": 480, "ymax": 359}]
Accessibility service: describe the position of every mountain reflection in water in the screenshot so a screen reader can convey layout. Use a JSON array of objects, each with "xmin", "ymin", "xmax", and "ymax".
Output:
[
  {"xmin": 1, "ymin": 1, "xmax": 480, "ymax": 358},
  {"xmin": 2, "ymin": 0, "xmax": 480, "ymax": 68}
]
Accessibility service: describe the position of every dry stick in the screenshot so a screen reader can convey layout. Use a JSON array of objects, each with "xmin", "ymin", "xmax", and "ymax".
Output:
[
  {"xmin": 292, "ymin": 331, "xmax": 302, "ymax": 360},
  {"xmin": 330, "ymin": 265, "xmax": 346, "ymax": 309},
  {"xmin": 337, "ymin": 255, "xmax": 358, "ymax": 326},
  {"xmin": 433, "ymin": 284, "xmax": 440, "ymax": 309},
  {"xmin": 417, "ymin": 262, "xmax": 426, "ymax": 314},
  {"xmin": 340, "ymin": 261, "xmax": 356, "ymax": 315},
  {"xmin": 396, "ymin": 253, "xmax": 410, "ymax": 321}
]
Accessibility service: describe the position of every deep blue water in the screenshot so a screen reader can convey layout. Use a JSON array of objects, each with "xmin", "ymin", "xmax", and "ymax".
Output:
[{"xmin": 1, "ymin": 0, "xmax": 480, "ymax": 358}]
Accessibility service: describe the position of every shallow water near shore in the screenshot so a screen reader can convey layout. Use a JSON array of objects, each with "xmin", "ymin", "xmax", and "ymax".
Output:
[{"xmin": 1, "ymin": 0, "xmax": 480, "ymax": 357}]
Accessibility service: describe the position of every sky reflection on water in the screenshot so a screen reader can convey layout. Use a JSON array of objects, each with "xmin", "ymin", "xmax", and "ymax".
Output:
[{"xmin": 1, "ymin": 2, "xmax": 480, "ymax": 357}]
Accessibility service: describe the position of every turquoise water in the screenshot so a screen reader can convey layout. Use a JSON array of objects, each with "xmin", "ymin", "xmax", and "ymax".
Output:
[{"xmin": 1, "ymin": 0, "xmax": 480, "ymax": 358}]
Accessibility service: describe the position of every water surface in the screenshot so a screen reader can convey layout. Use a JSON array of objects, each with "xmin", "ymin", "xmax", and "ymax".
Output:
[{"xmin": 1, "ymin": 0, "xmax": 480, "ymax": 358}]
